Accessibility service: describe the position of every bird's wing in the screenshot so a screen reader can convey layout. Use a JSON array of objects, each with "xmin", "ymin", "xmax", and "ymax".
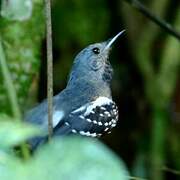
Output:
[
  {"xmin": 53, "ymin": 97, "xmax": 118, "ymax": 137},
  {"xmin": 26, "ymin": 96, "xmax": 118, "ymax": 150}
]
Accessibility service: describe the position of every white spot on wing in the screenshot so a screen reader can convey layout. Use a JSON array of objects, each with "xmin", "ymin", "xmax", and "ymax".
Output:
[
  {"xmin": 91, "ymin": 133, "xmax": 97, "ymax": 137},
  {"xmin": 72, "ymin": 129, "xmax": 77, "ymax": 133},
  {"xmin": 65, "ymin": 122, "xmax": 70, "ymax": 126},
  {"xmin": 104, "ymin": 111, "xmax": 110, "ymax": 115},
  {"xmin": 79, "ymin": 131, "xmax": 97, "ymax": 137},
  {"xmin": 86, "ymin": 118, "xmax": 92, "ymax": 122},
  {"xmin": 98, "ymin": 122, "xmax": 103, "ymax": 126},
  {"xmin": 107, "ymin": 113, "xmax": 111, "ymax": 117},
  {"xmin": 100, "ymin": 107, "xmax": 106, "ymax": 110},
  {"xmin": 79, "ymin": 115, "xmax": 85, "ymax": 119},
  {"xmin": 53, "ymin": 111, "xmax": 64, "ymax": 127},
  {"xmin": 112, "ymin": 119, "xmax": 116, "ymax": 123},
  {"xmin": 104, "ymin": 122, "xmax": 109, "ymax": 126},
  {"xmin": 93, "ymin": 120, "xmax": 98, "ymax": 124},
  {"xmin": 79, "ymin": 131, "xmax": 87, "ymax": 136},
  {"xmin": 111, "ymin": 124, "xmax": 116, "ymax": 127}
]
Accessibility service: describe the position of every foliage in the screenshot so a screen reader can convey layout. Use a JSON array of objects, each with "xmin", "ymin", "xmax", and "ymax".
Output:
[
  {"xmin": 0, "ymin": 128, "xmax": 129, "ymax": 180},
  {"xmin": 0, "ymin": 114, "xmax": 41, "ymax": 149},
  {"xmin": 1, "ymin": 0, "xmax": 33, "ymax": 21},
  {"xmin": 0, "ymin": 0, "xmax": 44, "ymax": 114}
]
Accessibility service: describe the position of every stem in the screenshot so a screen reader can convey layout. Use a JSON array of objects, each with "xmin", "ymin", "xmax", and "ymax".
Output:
[
  {"xmin": 124, "ymin": 0, "xmax": 180, "ymax": 40},
  {"xmin": 128, "ymin": 176, "xmax": 147, "ymax": 180},
  {"xmin": 150, "ymin": 107, "xmax": 167, "ymax": 180},
  {"xmin": 0, "ymin": 41, "xmax": 21, "ymax": 120},
  {"xmin": 45, "ymin": 0, "xmax": 53, "ymax": 139},
  {"xmin": 162, "ymin": 166, "xmax": 180, "ymax": 176},
  {"xmin": 0, "ymin": 39, "xmax": 29, "ymax": 159}
]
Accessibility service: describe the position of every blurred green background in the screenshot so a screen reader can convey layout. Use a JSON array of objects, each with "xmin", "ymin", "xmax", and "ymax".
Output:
[{"xmin": 0, "ymin": 0, "xmax": 180, "ymax": 180}]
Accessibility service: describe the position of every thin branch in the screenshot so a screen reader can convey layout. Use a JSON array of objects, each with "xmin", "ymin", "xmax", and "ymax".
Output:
[
  {"xmin": 162, "ymin": 166, "xmax": 180, "ymax": 176},
  {"xmin": 128, "ymin": 176, "xmax": 148, "ymax": 180},
  {"xmin": 124, "ymin": 0, "xmax": 180, "ymax": 40},
  {"xmin": 0, "ymin": 40, "xmax": 21, "ymax": 119},
  {"xmin": 45, "ymin": 0, "xmax": 53, "ymax": 139},
  {"xmin": 0, "ymin": 39, "xmax": 30, "ymax": 159}
]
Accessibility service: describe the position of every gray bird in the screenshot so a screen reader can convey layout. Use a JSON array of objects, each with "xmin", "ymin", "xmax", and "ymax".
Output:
[{"xmin": 25, "ymin": 30, "xmax": 125, "ymax": 149}]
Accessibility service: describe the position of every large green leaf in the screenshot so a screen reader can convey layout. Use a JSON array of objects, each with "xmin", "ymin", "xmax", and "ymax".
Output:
[
  {"xmin": 0, "ymin": 137, "xmax": 130, "ymax": 180},
  {"xmin": 28, "ymin": 137, "xmax": 129, "ymax": 180},
  {"xmin": 0, "ymin": 151, "xmax": 23, "ymax": 180}
]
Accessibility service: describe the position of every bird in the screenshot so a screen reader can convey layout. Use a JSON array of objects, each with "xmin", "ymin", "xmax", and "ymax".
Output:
[{"xmin": 25, "ymin": 30, "xmax": 125, "ymax": 149}]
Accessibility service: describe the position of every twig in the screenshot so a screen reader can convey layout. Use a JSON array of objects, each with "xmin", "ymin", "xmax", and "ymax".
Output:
[
  {"xmin": 128, "ymin": 176, "xmax": 148, "ymax": 180},
  {"xmin": 0, "ymin": 39, "xmax": 30, "ymax": 159},
  {"xmin": 162, "ymin": 166, "xmax": 180, "ymax": 176},
  {"xmin": 124, "ymin": 0, "xmax": 180, "ymax": 40},
  {"xmin": 45, "ymin": 0, "xmax": 53, "ymax": 139},
  {"xmin": 0, "ymin": 41, "xmax": 21, "ymax": 120}
]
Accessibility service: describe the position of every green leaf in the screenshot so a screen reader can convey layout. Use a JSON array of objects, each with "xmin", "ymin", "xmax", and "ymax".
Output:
[
  {"xmin": 0, "ymin": 151, "xmax": 22, "ymax": 180},
  {"xmin": 28, "ymin": 137, "xmax": 129, "ymax": 180},
  {"xmin": 0, "ymin": 0, "xmax": 33, "ymax": 21},
  {"xmin": 0, "ymin": 137, "xmax": 130, "ymax": 180},
  {"xmin": 0, "ymin": 114, "xmax": 42, "ymax": 148}
]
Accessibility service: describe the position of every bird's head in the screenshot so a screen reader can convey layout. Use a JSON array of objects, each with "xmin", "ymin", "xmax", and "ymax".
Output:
[{"xmin": 67, "ymin": 30, "xmax": 125, "ymax": 86}]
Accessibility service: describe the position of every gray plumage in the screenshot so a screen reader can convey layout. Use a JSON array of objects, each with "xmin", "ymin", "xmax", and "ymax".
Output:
[{"xmin": 25, "ymin": 31, "xmax": 125, "ymax": 149}]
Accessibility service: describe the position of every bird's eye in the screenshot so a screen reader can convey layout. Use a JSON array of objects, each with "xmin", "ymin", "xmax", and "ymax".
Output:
[{"xmin": 92, "ymin": 47, "xmax": 100, "ymax": 54}]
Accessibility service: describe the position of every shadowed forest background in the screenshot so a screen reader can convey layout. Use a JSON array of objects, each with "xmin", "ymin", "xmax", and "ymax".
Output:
[{"xmin": 0, "ymin": 0, "xmax": 179, "ymax": 180}]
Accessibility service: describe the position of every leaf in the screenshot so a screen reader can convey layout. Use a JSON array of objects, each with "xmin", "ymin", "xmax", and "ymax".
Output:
[
  {"xmin": 0, "ymin": 0, "xmax": 33, "ymax": 21},
  {"xmin": 28, "ymin": 137, "xmax": 129, "ymax": 180},
  {"xmin": 0, "ymin": 151, "xmax": 23, "ymax": 180},
  {"xmin": 0, "ymin": 114, "xmax": 42, "ymax": 148},
  {"xmin": 0, "ymin": 137, "xmax": 130, "ymax": 180}
]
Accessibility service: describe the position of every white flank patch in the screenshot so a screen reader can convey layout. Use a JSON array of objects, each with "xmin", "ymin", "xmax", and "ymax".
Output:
[
  {"xmin": 52, "ymin": 110, "xmax": 64, "ymax": 127},
  {"xmin": 84, "ymin": 97, "xmax": 112, "ymax": 116},
  {"xmin": 71, "ymin": 105, "xmax": 86, "ymax": 114}
]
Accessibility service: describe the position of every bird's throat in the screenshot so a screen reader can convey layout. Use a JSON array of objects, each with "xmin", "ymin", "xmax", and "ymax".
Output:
[{"xmin": 102, "ymin": 61, "xmax": 113, "ymax": 84}]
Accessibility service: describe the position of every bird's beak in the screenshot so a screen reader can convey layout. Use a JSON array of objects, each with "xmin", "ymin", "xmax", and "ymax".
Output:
[{"xmin": 103, "ymin": 30, "xmax": 125, "ymax": 51}]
